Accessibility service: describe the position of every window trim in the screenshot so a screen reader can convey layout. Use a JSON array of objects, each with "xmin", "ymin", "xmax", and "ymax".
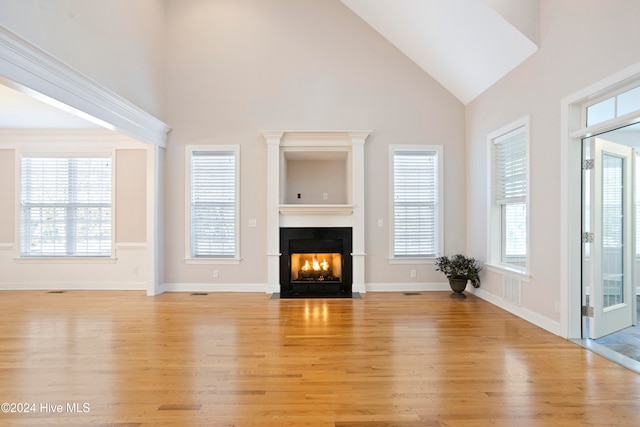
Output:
[
  {"xmin": 487, "ymin": 115, "xmax": 531, "ymax": 275},
  {"xmin": 388, "ymin": 144, "xmax": 444, "ymax": 263},
  {"xmin": 636, "ymin": 152, "xmax": 640, "ymax": 258},
  {"xmin": 17, "ymin": 150, "xmax": 115, "ymax": 260},
  {"xmin": 185, "ymin": 145, "xmax": 241, "ymax": 264}
]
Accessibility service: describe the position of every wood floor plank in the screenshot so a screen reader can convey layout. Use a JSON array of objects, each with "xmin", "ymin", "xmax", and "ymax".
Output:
[{"xmin": 0, "ymin": 291, "xmax": 639, "ymax": 426}]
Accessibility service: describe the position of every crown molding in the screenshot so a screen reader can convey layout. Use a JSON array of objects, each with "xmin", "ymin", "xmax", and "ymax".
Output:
[
  {"xmin": 261, "ymin": 130, "xmax": 371, "ymax": 147},
  {"xmin": 0, "ymin": 25, "xmax": 170, "ymax": 147}
]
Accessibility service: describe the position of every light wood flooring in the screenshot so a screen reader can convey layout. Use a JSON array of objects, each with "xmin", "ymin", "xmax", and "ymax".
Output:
[{"xmin": 0, "ymin": 290, "xmax": 639, "ymax": 426}]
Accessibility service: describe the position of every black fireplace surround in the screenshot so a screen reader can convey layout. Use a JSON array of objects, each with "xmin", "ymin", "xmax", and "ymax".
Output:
[{"xmin": 279, "ymin": 227, "xmax": 353, "ymax": 298}]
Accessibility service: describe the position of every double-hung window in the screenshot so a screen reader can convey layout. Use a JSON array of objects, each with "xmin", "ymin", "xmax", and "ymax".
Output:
[
  {"xmin": 187, "ymin": 146, "xmax": 240, "ymax": 262},
  {"xmin": 20, "ymin": 156, "xmax": 113, "ymax": 257},
  {"xmin": 390, "ymin": 146, "xmax": 443, "ymax": 260},
  {"xmin": 489, "ymin": 116, "xmax": 529, "ymax": 271}
]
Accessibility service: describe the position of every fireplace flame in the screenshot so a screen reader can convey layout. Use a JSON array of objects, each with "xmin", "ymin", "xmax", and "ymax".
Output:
[{"xmin": 301, "ymin": 256, "xmax": 329, "ymax": 272}]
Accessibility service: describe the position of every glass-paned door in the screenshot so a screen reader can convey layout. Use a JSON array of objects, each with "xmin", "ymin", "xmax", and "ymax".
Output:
[{"xmin": 583, "ymin": 137, "xmax": 635, "ymax": 339}]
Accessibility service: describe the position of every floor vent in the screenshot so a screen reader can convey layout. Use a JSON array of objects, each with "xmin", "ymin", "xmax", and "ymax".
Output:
[
  {"xmin": 47, "ymin": 290, "xmax": 65, "ymax": 294},
  {"xmin": 191, "ymin": 292, "xmax": 209, "ymax": 296},
  {"xmin": 404, "ymin": 292, "xmax": 422, "ymax": 296},
  {"xmin": 504, "ymin": 276, "xmax": 521, "ymax": 305}
]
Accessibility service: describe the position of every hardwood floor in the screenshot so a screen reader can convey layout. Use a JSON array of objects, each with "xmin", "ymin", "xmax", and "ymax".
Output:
[{"xmin": 0, "ymin": 291, "xmax": 639, "ymax": 426}]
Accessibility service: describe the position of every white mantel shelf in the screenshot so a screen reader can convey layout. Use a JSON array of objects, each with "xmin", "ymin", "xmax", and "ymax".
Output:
[{"xmin": 278, "ymin": 204, "xmax": 354, "ymax": 216}]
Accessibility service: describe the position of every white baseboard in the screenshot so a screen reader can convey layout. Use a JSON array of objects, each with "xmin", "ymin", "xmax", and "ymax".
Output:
[
  {"xmin": 0, "ymin": 281, "xmax": 451, "ymax": 294},
  {"xmin": 0, "ymin": 281, "xmax": 147, "ymax": 291},
  {"xmin": 159, "ymin": 282, "xmax": 452, "ymax": 294},
  {"xmin": 160, "ymin": 282, "xmax": 269, "ymax": 293},
  {"xmin": 365, "ymin": 282, "xmax": 450, "ymax": 292},
  {"xmin": 469, "ymin": 287, "xmax": 562, "ymax": 336}
]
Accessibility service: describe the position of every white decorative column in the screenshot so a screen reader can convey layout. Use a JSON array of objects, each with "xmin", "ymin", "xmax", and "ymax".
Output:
[
  {"xmin": 262, "ymin": 132, "xmax": 284, "ymax": 293},
  {"xmin": 146, "ymin": 144, "xmax": 165, "ymax": 296},
  {"xmin": 349, "ymin": 132, "xmax": 369, "ymax": 294}
]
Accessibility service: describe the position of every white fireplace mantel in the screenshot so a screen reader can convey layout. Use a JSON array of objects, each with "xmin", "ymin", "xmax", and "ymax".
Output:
[
  {"xmin": 261, "ymin": 130, "xmax": 371, "ymax": 294},
  {"xmin": 278, "ymin": 204, "xmax": 354, "ymax": 216}
]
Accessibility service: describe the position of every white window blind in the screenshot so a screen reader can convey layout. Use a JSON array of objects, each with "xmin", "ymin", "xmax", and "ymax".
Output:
[
  {"xmin": 493, "ymin": 128, "xmax": 527, "ymax": 264},
  {"xmin": 190, "ymin": 150, "xmax": 237, "ymax": 258},
  {"xmin": 493, "ymin": 130, "xmax": 527, "ymax": 204},
  {"xmin": 392, "ymin": 149, "xmax": 439, "ymax": 258},
  {"xmin": 21, "ymin": 157, "xmax": 112, "ymax": 257}
]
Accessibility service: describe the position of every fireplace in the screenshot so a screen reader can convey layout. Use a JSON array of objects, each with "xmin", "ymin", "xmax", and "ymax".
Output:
[
  {"xmin": 280, "ymin": 227, "xmax": 352, "ymax": 298},
  {"xmin": 262, "ymin": 131, "xmax": 369, "ymax": 295}
]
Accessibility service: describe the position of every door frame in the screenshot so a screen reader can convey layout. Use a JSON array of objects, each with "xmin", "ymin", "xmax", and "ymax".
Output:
[{"xmin": 561, "ymin": 61, "xmax": 640, "ymax": 339}]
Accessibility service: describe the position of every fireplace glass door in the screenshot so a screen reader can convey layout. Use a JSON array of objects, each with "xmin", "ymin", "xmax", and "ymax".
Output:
[{"xmin": 291, "ymin": 253, "xmax": 342, "ymax": 283}]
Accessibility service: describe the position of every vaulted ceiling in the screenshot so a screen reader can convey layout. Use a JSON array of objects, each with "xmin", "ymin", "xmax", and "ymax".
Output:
[{"xmin": 0, "ymin": 0, "xmax": 540, "ymax": 128}]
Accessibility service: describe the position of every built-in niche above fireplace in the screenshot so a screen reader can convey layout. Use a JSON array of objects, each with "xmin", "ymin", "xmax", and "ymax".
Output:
[{"xmin": 280, "ymin": 227, "xmax": 352, "ymax": 298}]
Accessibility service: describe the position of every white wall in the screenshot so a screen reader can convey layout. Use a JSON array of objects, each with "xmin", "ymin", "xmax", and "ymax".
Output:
[
  {"xmin": 163, "ymin": 0, "xmax": 466, "ymax": 289},
  {"xmin": 466, "ymin": 0, "xmax": 640, "ymax": 324},
  {"xmin": 0, "ymin": 0, "xmax": 166, "ymax": 119},
  {"xmin": 286, "ymin": 159, "xmax": 347, "ymax": 205}
]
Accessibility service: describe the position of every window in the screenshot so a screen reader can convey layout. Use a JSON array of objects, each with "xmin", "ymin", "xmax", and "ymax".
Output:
[
  {"xmin": 586, "ymin": 83, "xmax": 640, "ymax": 127},
  {"xmin": 390, "ymin": 146, "xmax": 443, "ymax": 260},
  {"xmin": 20, "ymin": 156, "xmax": 113, "ymax": 257},
  {"xmin": 187, "ymin": 146, "xmax": 239, "ymax": 261},
  {"xmin": 489, "ymin": 117, "xmax": 529, "ymax": 270}
]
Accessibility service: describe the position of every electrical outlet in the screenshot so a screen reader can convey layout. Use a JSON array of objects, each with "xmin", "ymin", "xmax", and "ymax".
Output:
[
  {"xmin": 410, "ymin": 269, "xmax": 417, "ymax": 278},
  {"xmin": 377, "ymin": 219, "xmax": 383, "ymax": 227},
  {"xmin": 213, "ymin": 270, "xmax": 219, "ymax": 279},
  {"xmin": 323, "ymin": 192, "xmax": 328, "ymax": 200}
]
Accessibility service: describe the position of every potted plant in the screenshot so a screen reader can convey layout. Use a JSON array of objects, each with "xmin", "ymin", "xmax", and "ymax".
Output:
[{"xmin": 435, "ymin": 254, "xmax": 482, "ymax": 298}]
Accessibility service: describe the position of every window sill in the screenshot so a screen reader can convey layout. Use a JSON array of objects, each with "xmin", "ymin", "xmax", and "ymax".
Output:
[
  {"xmin": 185, "ymin": 257, "xmax": 242, "ymax": 265},
  {"xmin": 388, "ymin": 257, "xmax": 435, "ymax": 265},
  {"xmin": 14, "ymin": 257, "xmax": 117, "ymax": 264},
  {"xmin": 485, "ymin": 263, "xmax": 532, "ymax": 282}
]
